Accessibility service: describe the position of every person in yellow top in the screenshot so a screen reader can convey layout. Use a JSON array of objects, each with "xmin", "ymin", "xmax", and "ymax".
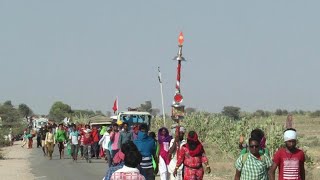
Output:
[{"xmin": 45, "ymin": 127, "xmax": 56, "ymax": 160}]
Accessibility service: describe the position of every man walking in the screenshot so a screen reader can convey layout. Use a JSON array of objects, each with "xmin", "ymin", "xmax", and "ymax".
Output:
[
  {"xmin": 92, "ymin": 127, "xmax": 100, "ymax": 159},
  {"xmin": 39, "ymin": 125, "xmax": 48, "ymax": 156},
  {"xmin": 269, "ymin": 128, "xmax": 305, "ymax": 180},
  {"xmin": 134, "ymin": 124, "xmax": 156, "ymax": 180},
  {"xmin": 119, "ymin": 122, "xmax": 132, "ymax": 148},
  {"xmin": 234, "ymin": 137, "xmax": 272, "ymax": 180},
  {"xmin": 36, "ymin": 129, "xmax": 42, "ymax": 148},
  {"xmin": 55, "ymin": 124, "xmax": 68, "ymax": 159},
  {"xmin": 69, "ymin": 124, "xmax": 80, "ymax": 161},
  {"xmin": 83, "ymin": 124, "xmax": 93, "ymax": 163}
]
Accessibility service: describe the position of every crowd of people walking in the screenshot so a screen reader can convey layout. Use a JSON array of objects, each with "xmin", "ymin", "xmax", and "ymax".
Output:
[
  {"xmin": 21, "ymin": 121, "xmax": 211, "ymax": 180},
  {"xmin": 19, "ymin": 114, "xmax": 306, "ymax": 180}
]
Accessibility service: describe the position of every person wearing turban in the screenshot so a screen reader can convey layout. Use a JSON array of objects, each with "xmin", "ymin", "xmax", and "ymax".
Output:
[{"xmin": 269, "ymin": 128, "xmax": 305, "ymax": 180}]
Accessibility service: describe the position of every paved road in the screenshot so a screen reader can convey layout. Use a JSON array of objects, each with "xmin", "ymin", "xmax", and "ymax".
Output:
[{"xmin": 30, "ymin": 146, "xmax": 108, "ymax": 180}]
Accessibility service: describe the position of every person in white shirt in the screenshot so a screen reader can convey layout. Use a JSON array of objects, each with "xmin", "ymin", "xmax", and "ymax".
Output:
[
  {"xmin": 69, "ymin": 124, "xmax": 80, "ymax": 161},
  {"xmin": 99, "ymin": 126, "xmax": 112, "ymax": 167},
  {"xmin": 168, "ymin": 126, "xmax": 186, "ymax": 180}
]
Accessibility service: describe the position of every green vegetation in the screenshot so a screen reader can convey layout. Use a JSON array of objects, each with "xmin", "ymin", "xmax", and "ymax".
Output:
[
  {"xmin": 48, "ymin": 101, "xmax": 72, "ymax": 122},
  {"xmin": 0, "ymin": 101, "xmax": 29, "ymax": 135},
  {"xmin": 151, "ymin": 112, "xmax": 319, "ymax": 179},
  {"xmin": 0, "ymin": 100, "xmax": 30, "ymax": 158}
]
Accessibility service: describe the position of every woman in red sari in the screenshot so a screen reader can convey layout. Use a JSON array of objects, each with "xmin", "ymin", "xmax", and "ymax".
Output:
[{"xmin": 173, "ymin": 131, "xmax": 211, "ymax": 180}]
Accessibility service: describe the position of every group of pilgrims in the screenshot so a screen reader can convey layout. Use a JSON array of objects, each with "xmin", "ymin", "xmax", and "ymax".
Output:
[
  {"xmin": 235, "ymin": 114, "xmax": 305, "ymax": 180},
  {"xmin": 20, "ymin": 114, "xmax": 304, "ymax": 180},
  {"xmin": 22, "ymin": 120, "xmax": 210, "ymax": 180}
]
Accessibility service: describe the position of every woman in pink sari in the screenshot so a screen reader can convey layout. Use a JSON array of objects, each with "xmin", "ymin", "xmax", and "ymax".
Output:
[{"xmin": 158, "ymin": 127, "xmax": 172, "ymax": 180}]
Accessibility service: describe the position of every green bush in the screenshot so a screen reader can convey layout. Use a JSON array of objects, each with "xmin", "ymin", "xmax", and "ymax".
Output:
[{"xmin": 222, "ymin": 106, "xmax": 241, "ymax": 120}]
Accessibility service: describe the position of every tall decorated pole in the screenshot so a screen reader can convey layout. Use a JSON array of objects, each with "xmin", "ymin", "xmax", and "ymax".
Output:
[
  {"xmin": 172, "ymin": 32, "xmax": 186, "ymax": 121},
  {"xmin": 171, "ymin": 32, "xmax": 186, "ymax": 158}
]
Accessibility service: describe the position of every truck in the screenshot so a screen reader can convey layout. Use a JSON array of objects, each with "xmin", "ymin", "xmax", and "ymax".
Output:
[
  {"xmin": 116, "ymin": 110, "xmax": 152, "ymax": 130},
  {"xmin": 89, "ymin": 115, "xmax": 113, "ymax": 129},
  {"xmin": 32, "ymin": 117, "xmax": 48, "ymax": 131}
]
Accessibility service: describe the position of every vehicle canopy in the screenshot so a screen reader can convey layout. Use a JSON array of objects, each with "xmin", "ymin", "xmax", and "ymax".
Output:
[
  {"xmin": 117, "ymin": 111, "xmax": 152, "ymax": 130},
  {"xmin": 89, "ymin": 115, "xmax": 112, "ymax": 129}
]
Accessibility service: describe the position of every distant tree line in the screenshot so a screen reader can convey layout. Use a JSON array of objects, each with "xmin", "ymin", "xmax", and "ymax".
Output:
[
  {"xmin": 4, "ymin": 99, "xmax": 320, "ymax": 129},
  {"xmin": 0, "ymin": 100, "xmax": 33, "ymax": 146}
]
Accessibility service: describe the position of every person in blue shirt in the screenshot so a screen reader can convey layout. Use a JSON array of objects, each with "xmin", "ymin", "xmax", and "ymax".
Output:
[{"xmin": 134, "ymin": 124, "xmax": 156, "ymax": 180}]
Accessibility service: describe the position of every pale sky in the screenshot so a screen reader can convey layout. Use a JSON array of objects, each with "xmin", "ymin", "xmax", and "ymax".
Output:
[{"xmin": 1, "ymin": 1, "xmax": 320, "ymax": 114}]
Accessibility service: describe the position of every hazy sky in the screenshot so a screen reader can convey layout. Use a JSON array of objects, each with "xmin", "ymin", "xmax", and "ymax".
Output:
[{"xmin": 1, "ymin": 1, "xmax": 320, "ymax": 115}]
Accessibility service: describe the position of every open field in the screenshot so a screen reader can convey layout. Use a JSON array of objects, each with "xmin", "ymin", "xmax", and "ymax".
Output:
[{"xmin": 151, "ymin": 114, "xmax": 320, "ymax": 179}]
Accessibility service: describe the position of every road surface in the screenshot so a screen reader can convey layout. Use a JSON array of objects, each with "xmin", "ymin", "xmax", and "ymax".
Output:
[{"xmin": 30, "ymin": 146, "xmax": 108, "ymax": 180}]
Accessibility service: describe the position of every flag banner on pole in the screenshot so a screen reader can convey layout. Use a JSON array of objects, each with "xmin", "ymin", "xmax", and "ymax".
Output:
[
  {"xmin": 112, "ymin": 98, "xmax": 118, "ymax": 113},
  {"xmin": 158, "ymin": 67, "xmax": 162, "ymax": 83}
]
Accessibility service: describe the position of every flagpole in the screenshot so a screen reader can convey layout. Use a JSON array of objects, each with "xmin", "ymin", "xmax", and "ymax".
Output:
[{"xmin": 158, "ymin": 67, "xmax": 166, "ymax": 126}]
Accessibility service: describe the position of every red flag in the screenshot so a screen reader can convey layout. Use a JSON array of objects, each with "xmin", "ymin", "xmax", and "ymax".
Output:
[{"xmin": 112, "ymin": 98, "xmax": 118, "ymax": 113}]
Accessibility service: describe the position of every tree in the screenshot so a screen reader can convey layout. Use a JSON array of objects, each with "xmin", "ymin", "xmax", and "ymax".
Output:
[
  {"xmin": 18, "ymin": 104, "xmax": 33, "ymax": 118},
  {"xmin": 48, "ymin": 101, "xmax": 72, "ymax": 122},
  {"xmin": 185, "ymin": 107, "xmax": 197, "ymax": 114},
  {"xmin": 73, "ymin": 109, "xmax": 95, "ymax": 117},
  {"xmin": 254, "ymin": 110, "xmax": 266, "ymax": 117},
  {"xmin": 3, "ymin": 100, "xmax": 13, "ymax": 107},
  {"xmin": 106, "ymin": 111, "xmax": 112, "ymax": 117},
  {"xmin": 139, "ymin": 101, "xmax": 152, "ymax": 113},
  {"xmin": 298, "ymin": 110, "xmax": 305, "ymax": 115},
  {"xmin": 0, "ymin": 102, "xmax": 27, "ymax": 137},
  {"xmin": 95, "ymin": 110, "xmax": 104, "ymax": 115},
  {"xmin": 151, "ymin": 108, "xmax": 160, "ymax": 116},
  {"xmin": 0, "ymin": 104, "xmax": 22, "ymax": 128},
  {"xmin": 222, "ymin": 106, "xmax": 241, "ymax": 120},
  {"xmin": 282, "ymin": 109, "xmax": 288, "ymax": 115},
  {"xmin": 275, "ymin": 109, "xmax": 283, "ymax": 116}
]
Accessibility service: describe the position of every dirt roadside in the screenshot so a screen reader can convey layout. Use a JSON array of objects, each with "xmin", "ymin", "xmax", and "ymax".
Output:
[{"xmin": 0, "ymin": 141, "xmax": 34, "ymax": 180}]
